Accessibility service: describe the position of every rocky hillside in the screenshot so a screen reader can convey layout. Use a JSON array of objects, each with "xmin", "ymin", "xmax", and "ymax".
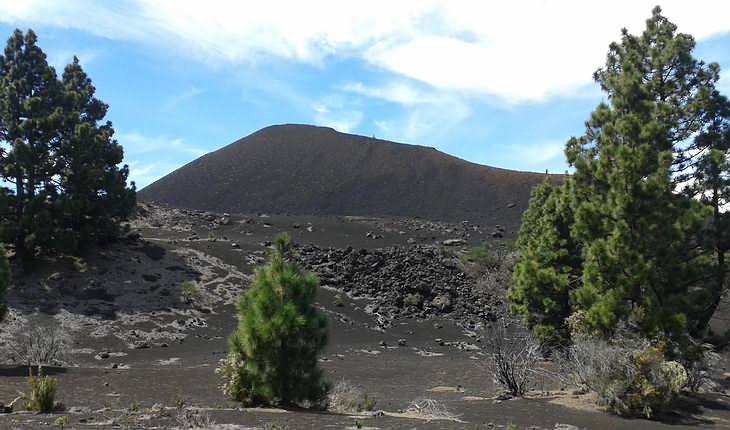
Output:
[{"xmin": 139, "ymin": 124, "xmax": 560, "ymax": 228}]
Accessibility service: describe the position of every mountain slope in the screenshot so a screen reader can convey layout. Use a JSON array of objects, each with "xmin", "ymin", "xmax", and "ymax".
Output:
[{"xmin": 138, "ymin": 124, "xmax": 559, "ymax": 227}]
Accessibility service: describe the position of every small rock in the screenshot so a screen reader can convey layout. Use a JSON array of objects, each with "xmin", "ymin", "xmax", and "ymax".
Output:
[
  {"xmin": 68, "ymin": 406, "xmax": 91, "ymax": 414},
  {"xmin": 442, "ymin": 238, "xmax": 466, "ymax": 246},
  {"xmin": 231, "ymin": 242, "xmax": 240, "ymax": 248},
  {"xmin": 432, "ymin": 294, "xmax": 452, "ymax": 312},
  {"xmin": 397, "ymin": 339, "xmax": 407, "ymax": 347},
  {"xmin": 379, "ymin": 340, "xmax": 387, "ymax": 347}
]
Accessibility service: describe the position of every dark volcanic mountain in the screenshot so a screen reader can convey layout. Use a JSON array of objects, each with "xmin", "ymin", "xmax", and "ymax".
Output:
[{"xmin": 139, "ymin": 124, "xmax": 558, "ymax": 227}]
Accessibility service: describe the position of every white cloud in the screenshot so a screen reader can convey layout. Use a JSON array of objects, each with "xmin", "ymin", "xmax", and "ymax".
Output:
[{"xmin": 1, "ymin": 1, "xmax": 729, "ymax": 103}]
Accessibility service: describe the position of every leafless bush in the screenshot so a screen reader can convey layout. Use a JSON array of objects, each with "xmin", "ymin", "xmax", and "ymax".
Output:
[
  {"xmin": 327, "ymin": 379, "xmax": 376, "ymax": 413},
  {"xmin": 7, "ymin": 325, "xmax": 71, "ymax": 367},
  {"xmin": 176, "ymin": 408, "xmax": 215, "ymax": 429},
  {"xmin": 553, "ymin": 334, "xmax": 636, "ymax": 392},
  {"xmin": 405, "ymin": 398, "xmax": 459, "ymax": 420},
  {"xmin": 484, "ymin": 321, "xmax": 541, "ymax": 396},
  {"xmin": 328, "ymin": 379, "xmax": 361, "ymax": 413},
  {"xmin": 555, "ymin": 334, "xmax": 688, "ymax": 418}
]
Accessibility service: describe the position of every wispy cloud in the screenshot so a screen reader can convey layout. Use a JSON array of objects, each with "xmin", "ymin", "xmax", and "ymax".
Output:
[
  {"xmin": 126, "ymin": 160, "xmax": 182, "ymax": 189},
  {"xmin": 47, "ymin": 48, "xmax": 99, "ymax": 73},
  {"xmin": 341, "ymin": 80, "xmax": 471, "ymax": 143},
  {"xmin": 118, "ymin": 132, "xmax": 207, "ymax": 158},
  {"xmin": 161, "ymin": 87, "xmax": 205, "ymax": 112},
  {"xmin": 117, "ymin": 132, "xmax": 207, "ymax": 187},
  {"xmin": 3, "ymin": 1, "xmax": 730, "ymax": 104},
  {"xmin": 311, "ymin": 95, "xmax": 363, "ymax": 133},
  {"xmin": 341, "ymin": 81, "xmax": 440, "ymax": 106},
  {"xmin": 498, "ymin": 140, "xmax": 566, "ymax": 169}
]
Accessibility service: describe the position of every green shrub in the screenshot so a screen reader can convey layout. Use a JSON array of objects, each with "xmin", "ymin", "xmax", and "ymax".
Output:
[
  {"xmin": 53, "ymin": 415, "xmax": 69, "ymax": 429},
  {"xmin": 26, "ymin": 367, "xmax": 57, "ymax": 413},
  {"xmin": 216, "ymin": 233, "xmax": 328, "ymax": 406},
  {"xmin": 179, "ymin": 281, "xmax": 202, "ymax": 304}
]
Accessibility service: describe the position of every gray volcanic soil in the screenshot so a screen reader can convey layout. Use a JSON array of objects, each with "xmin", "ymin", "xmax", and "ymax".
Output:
[{"xmin": 0, "ymin": 203, "xmax": 728, "ymax": 429}]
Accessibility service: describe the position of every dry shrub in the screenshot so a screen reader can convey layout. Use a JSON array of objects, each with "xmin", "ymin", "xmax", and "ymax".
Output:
[
  {"xmin": 557, "ymin": 335, "xmax": 687, "ymax": 418},
  {"xmin": 175, "ymin": 408, "xmax": 215, "ymax": 429},
  {"xmin": 327, "ymin": 379, "xmax": 376, "ymax": 413},
  {"xmin": 8, "ymin": 325, "xmax": 71, "ymax": 367},
  {"xmin": 484, "ymin": 322, "xmax": 541, "ymax": 396},
  {"xmin": 405, "ymin": 398, "xmax": 459, "ymax": 420}
]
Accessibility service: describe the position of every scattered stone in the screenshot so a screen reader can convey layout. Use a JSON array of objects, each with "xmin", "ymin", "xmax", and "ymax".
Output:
[
  {"xmin": 442, "ymin": 238, "xmax": 466, "ymax": 246},
  {"xmin": 294, "ymin": 244, "xmax": 497, "ymax": 325},
  {"xmin": 379, "ymin": 340, "xmax": 387, "ymax": 347},
  {"xmin": 68, "ymin": 406, "xmax": 92, "ymax": 414},
  {"xmin": 397, "ymin": 339, "xmax": 407, "ymax": 347}
]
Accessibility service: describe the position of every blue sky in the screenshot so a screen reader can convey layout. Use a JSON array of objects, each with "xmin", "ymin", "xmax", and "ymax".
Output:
[{"xmin": 1, "ymin": 1, "xmax": 729, "ymax": 188}]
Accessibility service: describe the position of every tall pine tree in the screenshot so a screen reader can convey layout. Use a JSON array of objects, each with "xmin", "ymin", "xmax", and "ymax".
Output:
[
  {"xmin": 0, "ymin": 30, "xmax": 135, "ymax": 266},
  {"xmin": 566, "ymin": 7, "xmax": 716, "ymax": 338},
  {"xmin": 510, "ymin": 8, "xmax": 723, "ymax": 343},
  {"xmin": 54, "ymin": 57, "xmax": 135, "ymax": 252},
  {"xmin": 0, "ymin": 29, "xmax": 62, "ymax": 268}
]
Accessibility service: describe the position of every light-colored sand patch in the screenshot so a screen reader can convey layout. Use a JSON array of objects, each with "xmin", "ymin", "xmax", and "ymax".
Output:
[
  {"xmin": 414, "ymin": 348, "xmax": 444, "ymax": 357},
  {"xmin": 428, "ymin": 386, "xmax": 463, "ymax": 393},
  {"xmin": 462, "ymin": 395, "xmax": 489, "ymax": 401},
  {"xmin": 542, "ymin": 391, "xmax": 601, "ymax": 413},
  {"xmin": 383, "ymin": 411, "xmax": 465, "ymax": 423},
  {"xmin": 157, "ymin": 357, "xmax": 181, "ymax": 366}
]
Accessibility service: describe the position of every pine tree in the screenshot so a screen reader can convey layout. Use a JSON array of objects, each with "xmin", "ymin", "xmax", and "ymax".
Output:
[
  {"xmin": 53, "ymin": 57, "xmax": 135, "ymax": 252},
  {"xmin": 0, "ymin": 29, "xmax": 62, "ymax": 268},
  {"xmin": 682, "ymin": 93, "xmax": 730, "ymax": 334},
  {"xmin": 565, "ymin": 7, "xmax": 716, "ymax": 338},
  {"xmin": 0, "ymin": 30, "xmax": 135, "ymax": 266},
  {"xmin": 509, "ymin": 178, "xmax": 580, "ymax": 343},
  {"xmin": 510, "ymin": 8, "xmax": 724, "ymax": 343},
  {"xmin": 222, "ymin": 233, "xmax": 329, "ymax": 406}
]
